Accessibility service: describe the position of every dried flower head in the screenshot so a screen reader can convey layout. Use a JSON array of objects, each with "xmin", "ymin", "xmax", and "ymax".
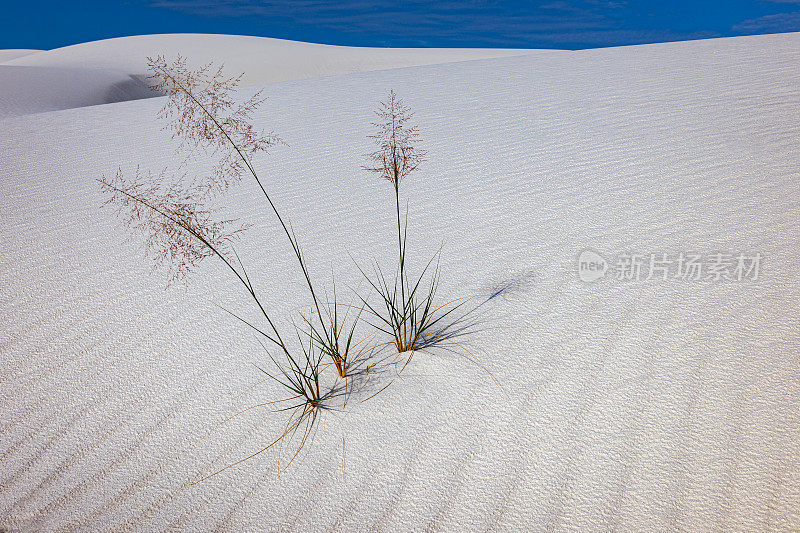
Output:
[
  {"xmin": 99, "ymin": 168, "xmax": 248, "ymax": 284},
  {"xmin": 364, "ymin": 90, "xmax": 425, "ymax": 190},
  {"xmin": 147, "ymin": 55, "xmax": 281, "ymax": 195}
]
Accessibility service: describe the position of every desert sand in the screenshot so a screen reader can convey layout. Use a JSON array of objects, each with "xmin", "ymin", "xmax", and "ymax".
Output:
[{"xmin": 1, "ymin": 32, "xmax": 799, "ymax": 531}]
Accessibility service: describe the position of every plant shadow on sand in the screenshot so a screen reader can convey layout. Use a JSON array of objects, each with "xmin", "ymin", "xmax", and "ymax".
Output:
[
  {"xmin": 408, "ymin": 273, "xmax": 535, "ymax": 386},
  {"xmin": 188, "ymin": 268, "xmax": 535, "ymax": 485}
]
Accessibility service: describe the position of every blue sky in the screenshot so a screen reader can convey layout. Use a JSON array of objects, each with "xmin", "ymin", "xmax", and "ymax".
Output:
[{"xmin": 4, "ymin": 1, "xmax": 800, "ymax": 50}]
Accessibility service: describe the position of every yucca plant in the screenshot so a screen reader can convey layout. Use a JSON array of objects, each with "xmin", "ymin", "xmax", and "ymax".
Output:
[{"xmin": 361, "ymin": 90, "xmax": 466, "ymax": 355}]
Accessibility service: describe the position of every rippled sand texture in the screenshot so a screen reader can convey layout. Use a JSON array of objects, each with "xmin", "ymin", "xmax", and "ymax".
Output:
[{"xmin": 1, "ymin": 32, "xmax": 799, "ymax": 531}]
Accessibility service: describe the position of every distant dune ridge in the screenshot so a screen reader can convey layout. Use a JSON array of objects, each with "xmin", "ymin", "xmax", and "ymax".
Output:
[
  {"xmin": 0, "ymin": 65, "xmax": 156, "ymax": 118},
  {"xmin": 2, "ymin": 32, "xmax": 800, "ymax": 531},
  {"xmin": 0, "ymin": 33, "xmax": 542, "ymax": 118},
  {"xmin": 0, "ymin": 49, "xmax": 40, "ymax": 62}
]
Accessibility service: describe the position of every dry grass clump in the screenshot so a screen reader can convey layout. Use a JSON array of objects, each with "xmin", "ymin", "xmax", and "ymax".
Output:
[
  {"xmin": 100, "ymin": 59, "xmax": 483, "ymax": 480},
  {"xmin": 361, "ymin": 91, "xmax": 465, "ymax": 356},
  {"xmin": 101, "ymin": 56, "xmax": 367, "ymax": 477}
]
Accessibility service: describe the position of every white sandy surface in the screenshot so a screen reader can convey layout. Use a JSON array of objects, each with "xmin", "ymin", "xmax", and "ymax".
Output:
[{"xmin": 1, "ymin": 32, "xmax": 799, "ymax": 531}]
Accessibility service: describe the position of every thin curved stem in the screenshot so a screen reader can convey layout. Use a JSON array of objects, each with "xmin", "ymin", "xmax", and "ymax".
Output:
[
  {"xmin": 101, "ymin": 180, "xmax": 291, "ymax": 358},
  {"xmin": 160, "ymin": 71, "xmax": 335, "ymax": 355}
]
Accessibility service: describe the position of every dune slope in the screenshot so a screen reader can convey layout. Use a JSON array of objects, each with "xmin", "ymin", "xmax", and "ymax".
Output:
[
  {"xmin": 0, "ymin": 33, "xmax": 543, "ymax": 117},
  {"xmin": 1, "ymin": 33, "xmax": 799, "ymax": 531},
  {"xmin": 0, "ymin": 49, "xmax": 41, "ymax": 62},
  {"xmin": 0, "ymin": 65, "xmax": 155, "ymax": 118}
]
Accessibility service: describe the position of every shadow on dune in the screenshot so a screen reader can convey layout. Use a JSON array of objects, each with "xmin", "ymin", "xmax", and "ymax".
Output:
[
  {"xmin": 0, "ymin": 66, "xmax": 162, "ymax": 118},
  {"xmin": 102, "ymin": 74, "xmax": 160, "ymax": 105}
]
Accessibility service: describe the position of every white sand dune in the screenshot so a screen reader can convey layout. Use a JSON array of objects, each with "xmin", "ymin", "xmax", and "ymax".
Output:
[
  {"xmin": 1, "ymin": 34, "xmax": 539, "ymax": 80},
  {"xmin": 0, "ymin": 34, "xmax": 541, "ymax": 118},
  {"xmin": 1, "ymin": 32, "xmax": 800, "ymax": 531},
  {"xmin": 0, "ymin": 65, "xmax": 156, "ymax": 119},
  {"xmin": 0, "ymin": 49, "xmax": 41, "ymax": 63}
]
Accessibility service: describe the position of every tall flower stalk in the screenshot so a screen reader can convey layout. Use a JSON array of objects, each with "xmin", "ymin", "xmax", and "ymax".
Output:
[
  {"xmin": 140, "ymin": 56, "xmax": 353, "ymax": 376},
  {"xmin": 100, "ymin": 55, "xmax": 366, "ymax": 478},
  {"xmin": 362, "ymin": 91, "xmax": 456, "ymax": 354},
  {"xmin": 365, "ymin": 90, "xmax": 425, "ymax": 274}
]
